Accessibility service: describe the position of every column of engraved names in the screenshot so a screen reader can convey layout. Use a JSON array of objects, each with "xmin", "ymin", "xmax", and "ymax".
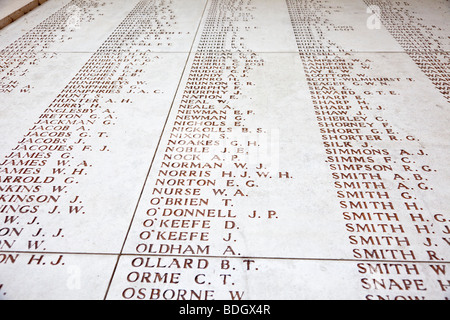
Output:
[
  {"xmin": 0, "ymin": 0, "xmax": 181, "ymax": 262},
  {"xmin": 111, "ymin": 0, "xmax": 291, "ymax": 300},
  {"xmin": 286, "ymin": 0, "xmax": 449, "ymax": 300},
  {"xmin": 0, "ymin": 0, "xmax": 108, "ymax": 299},
  {"xmin": 0, "ymin": 0, "xmax": 106, "ymax": 94}
]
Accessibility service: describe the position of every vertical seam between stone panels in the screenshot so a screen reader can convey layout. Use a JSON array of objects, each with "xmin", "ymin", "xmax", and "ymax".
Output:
[{"xmin": 102, "ymin": 0, "xmax": 211, "ymax": 300}]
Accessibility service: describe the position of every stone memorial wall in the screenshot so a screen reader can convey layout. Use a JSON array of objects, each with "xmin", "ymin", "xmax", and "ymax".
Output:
[{"xmin": 0, "ymin": 0, "xmax": 448, "ymax": 300}]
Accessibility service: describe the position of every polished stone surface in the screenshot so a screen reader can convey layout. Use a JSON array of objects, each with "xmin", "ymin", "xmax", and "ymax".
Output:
[{"xmin": 0, "ymin": 0, "xmax": 449, "ymax": 300}]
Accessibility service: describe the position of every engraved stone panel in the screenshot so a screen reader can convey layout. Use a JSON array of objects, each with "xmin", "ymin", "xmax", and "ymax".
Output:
[{"xmin": 0, "ymin": 0, "xmax": 448, "ymax": 300}]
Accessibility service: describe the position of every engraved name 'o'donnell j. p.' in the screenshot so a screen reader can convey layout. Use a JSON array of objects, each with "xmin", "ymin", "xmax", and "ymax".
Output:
[{"xmin": 0, "ymin": 0, "xmax": 448, "ymax": 301}]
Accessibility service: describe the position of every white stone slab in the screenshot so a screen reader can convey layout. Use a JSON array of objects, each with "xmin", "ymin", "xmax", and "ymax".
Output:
[
  {"xmin": 0, "ymin": 252, "xmax": 117, "ymax": 299},
  {"xmin": 0, "ymin": 0, "xmax": 448, "ymax": 301},
  {"xmin": 0, "ymin": 0, "xmax": 71, "ymax": 42}
]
